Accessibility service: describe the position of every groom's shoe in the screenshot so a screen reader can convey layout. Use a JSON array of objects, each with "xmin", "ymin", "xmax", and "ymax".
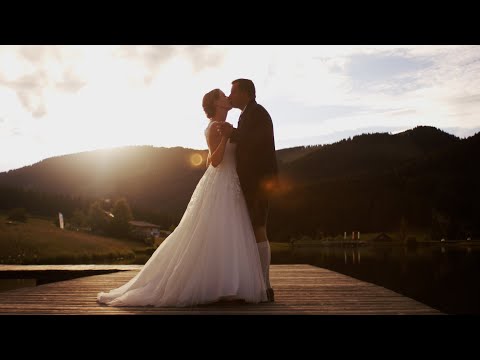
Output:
[{"xmin": 266, "ymin": 287, "xmax": 275, "ymax": 302}]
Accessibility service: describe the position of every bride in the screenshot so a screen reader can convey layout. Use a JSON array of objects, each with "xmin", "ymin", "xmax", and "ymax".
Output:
[{"xmin": 97, "ymin": 89, "xmax": 267, "ymax": 307}]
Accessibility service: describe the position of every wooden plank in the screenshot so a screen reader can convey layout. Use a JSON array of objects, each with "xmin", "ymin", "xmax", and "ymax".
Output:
[
  {"xmin": 0, "ymin": 264, "xmax": 442, "ymax": 315},
  {"xmin": 0, "ymin": 265, "xmax": 143, "ymax": 271}
]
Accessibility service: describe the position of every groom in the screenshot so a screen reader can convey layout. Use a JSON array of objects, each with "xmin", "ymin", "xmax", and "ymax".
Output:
[{"xmin": 219, "ymin": 78, "xmax": 279, "ymax": 302}]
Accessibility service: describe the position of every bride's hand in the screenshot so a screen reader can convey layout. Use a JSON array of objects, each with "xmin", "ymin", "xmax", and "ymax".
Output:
[{"xmin": 218, "ymin": 122, "xmax": 233, "ymax": 138}]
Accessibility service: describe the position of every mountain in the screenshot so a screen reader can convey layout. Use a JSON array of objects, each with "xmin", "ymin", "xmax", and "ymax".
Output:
[
  {"xmin": 281, "ymin": 126, "xmax": 461, "ymax": 184},
  {"xmin": 0, "ymin": 143, "xmax": 325, "ymax": 217},
  {"xmin": 0, "ymin": 146, "xmax": 208, "ymax": 217},
  {"xmin": 268, "ymin": 126, "xmax": 479, "ymax": 240},
  {"xmin": 1, "ymin": 126, "xmax": 479, "ymax": 240}
]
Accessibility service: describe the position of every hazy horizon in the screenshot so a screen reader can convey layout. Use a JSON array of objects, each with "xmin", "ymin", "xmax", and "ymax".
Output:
[
  {"xmin": 1, "ymin": 124, "xmax": 477, "ymax": 173},
  {"xmin": 1, "ymin": 45, "xmax": 480, "ymax": 172}
]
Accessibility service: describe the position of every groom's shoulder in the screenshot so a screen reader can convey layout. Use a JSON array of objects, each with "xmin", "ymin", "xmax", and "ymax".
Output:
[{"xmin": 253, "ymin": 103, "xmax": 272, "ymax": 122}]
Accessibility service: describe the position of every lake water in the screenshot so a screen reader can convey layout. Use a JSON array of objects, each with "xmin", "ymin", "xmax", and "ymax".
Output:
[
  {"xmin": 274, "ymin": 243, "xmax": 480, "ymax": 314},
  {"xmin": 110, "ymin": 243, "xmax": 480, "ymax": 314},
  {"xmin": 1, "ymin": 243, "xmax": 478, "ymax": 314}
]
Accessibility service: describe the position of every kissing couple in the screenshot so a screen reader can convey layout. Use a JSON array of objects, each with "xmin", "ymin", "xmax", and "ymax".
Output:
[{"xmin": 98, "ymin": 78, "xmax": 279, "ymax": 307}]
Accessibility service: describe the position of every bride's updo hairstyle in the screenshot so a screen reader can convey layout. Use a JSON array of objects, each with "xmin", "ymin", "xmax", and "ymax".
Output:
[{"xmin": 202, "ymin": 88, "xmax": 220, "ymax": 119}]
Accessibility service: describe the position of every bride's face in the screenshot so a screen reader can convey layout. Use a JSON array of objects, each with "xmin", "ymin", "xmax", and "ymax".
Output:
[{"xmin": 215, "ymin": 91, "xmax": 232, "ymax": 111}]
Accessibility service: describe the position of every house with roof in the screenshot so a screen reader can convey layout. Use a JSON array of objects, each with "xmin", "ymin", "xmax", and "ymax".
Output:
[{"xmin": 128, "ymin": 220, "xmax": 171, "ymax": 241}]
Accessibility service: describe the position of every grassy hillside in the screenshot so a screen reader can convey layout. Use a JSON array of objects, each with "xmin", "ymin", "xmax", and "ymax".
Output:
[{"xmin": 0, "ymin": 215, "xmax": 154, "ymax": 264}]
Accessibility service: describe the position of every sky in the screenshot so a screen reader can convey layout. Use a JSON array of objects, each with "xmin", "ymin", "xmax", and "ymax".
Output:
[{"xmin": 1, "ymin": 45, "xmax": 480, "ymax": 172}]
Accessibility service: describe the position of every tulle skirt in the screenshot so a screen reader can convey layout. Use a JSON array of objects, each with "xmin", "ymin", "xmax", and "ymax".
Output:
[{"xmin": 97, "ymin": 151, "xmax": 267, "ymax": 307}]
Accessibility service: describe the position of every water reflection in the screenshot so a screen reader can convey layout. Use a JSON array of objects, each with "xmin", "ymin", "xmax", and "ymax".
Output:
[
  {"xmin": 2, "ymin": 244, "xmax": 478, "ymax": 314},
  {"xmin": 273, "ymin": 243, "xmax": 480, "ymax": 314},
  {"xmin": 342, "ymin": 248, "xmax": 361, "ymax": 264}
]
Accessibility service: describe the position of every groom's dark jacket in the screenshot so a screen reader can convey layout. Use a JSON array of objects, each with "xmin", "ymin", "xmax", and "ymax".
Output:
[{"xmin": 230, "ymin": 100, "xmax": 279, "ymax": 200}]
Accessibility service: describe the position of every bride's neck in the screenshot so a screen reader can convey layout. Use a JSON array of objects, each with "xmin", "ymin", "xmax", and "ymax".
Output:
[{"xmin": 211, "ymin": 109, "xmax": 228, "ymax": 122}]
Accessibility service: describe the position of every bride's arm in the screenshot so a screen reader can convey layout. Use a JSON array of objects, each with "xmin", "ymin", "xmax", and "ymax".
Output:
[
  {"xmin": 209, "ymin": 136, "xmax": 228, "ymax": 167},
  {"xmin": 206, "ymin": 154, "xmax": 211, "ymax": 168},
  {"xmin": 204, "ymin": 125, "xmax": 213, "ymax": 168},
  {"xmin": 206, "ymin": 123, "xmax": 228, "ymax": 167}
]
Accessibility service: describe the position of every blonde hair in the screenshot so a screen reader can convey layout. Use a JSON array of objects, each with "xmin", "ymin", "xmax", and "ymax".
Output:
[{"xmin": 202, "ymin": 88, "xmax": 220, "ymax": 119}]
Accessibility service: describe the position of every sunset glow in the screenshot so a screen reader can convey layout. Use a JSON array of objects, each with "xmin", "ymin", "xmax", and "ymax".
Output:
[{"xmin": 1, "ymin": 45, "xmax": 479, "ymax": 172}]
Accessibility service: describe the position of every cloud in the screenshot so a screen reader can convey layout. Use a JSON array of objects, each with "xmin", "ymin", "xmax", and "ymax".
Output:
[
  {"xmin": 348, "ymin": 52, "xmax": 430, "ymax": 81},
  {"xmin": 0, "ymin": 72, "xmax": 48, "ymax": 118},
  {"xmin": 17, "ymin": 92, "xmax": 47, "ymax": 118},
  {"xmin": 453, "ymin": 94, "xmax": 480, "ymax": 105},
  {"xmin": 113, "ymin": 45, "xmax": 226, "ymax": 83},
  {"xmin": 1, "ymin": 45, "xmax": 480, "ymax": 172},
  {"xmin": 183, "ymin": 46, "xmax": 226, "ymax": 72},
  {"xmin": 386, "ymin": 108, "xmax": 418, "ymax": 117},
  {"xmin": 267, "ymin": 99, "xmax": 371, "ymax": 125},
  {"xmin": 16, "ymin": 46, "xmax": 86, "ymax": 93},
  {"xmin": 346, "ymin": 51, "xmax": 433, "ymax": 95},
  {"xmin": 115, "ymin": 45, "xmax": 178, "ymax": 84},
  {"xmin": 0, "ymin": 46, "xmax": 88, "ymax": 118},
  {"xmin": 18, "ymin": 45, "xmax": 57, "ymax": 63},
  {"xmin": 55, "ymin": 68, "xmax": 86, "ymax": 92},
  {"xmin": 116, "ymin": 45, "xmax": 176, "ymax": 67}
]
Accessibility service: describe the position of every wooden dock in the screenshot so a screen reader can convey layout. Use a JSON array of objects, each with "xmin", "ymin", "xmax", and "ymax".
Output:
[{"xmin": 0, "ymin": 264, "xmax": 442, "ymax": 314}]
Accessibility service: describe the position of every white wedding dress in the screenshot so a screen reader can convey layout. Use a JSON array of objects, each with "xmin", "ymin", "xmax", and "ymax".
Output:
[{"xmin": 97, "ymin": 139, "xmax": 267, "ymax": 307}]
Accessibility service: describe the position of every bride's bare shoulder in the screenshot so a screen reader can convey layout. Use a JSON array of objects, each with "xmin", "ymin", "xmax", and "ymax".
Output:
[{"xmin": 205, "ymin": 121, "xmax": 220, "ymax": 136}]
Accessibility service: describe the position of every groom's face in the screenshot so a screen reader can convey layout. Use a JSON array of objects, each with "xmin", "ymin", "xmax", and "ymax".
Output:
[{"xmin": 228, "ymin": 83, "xmax": 248, "ymax": 110}]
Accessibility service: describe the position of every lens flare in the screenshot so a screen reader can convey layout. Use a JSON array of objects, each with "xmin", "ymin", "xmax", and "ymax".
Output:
[{"xmin": 190, "ymin": 153, "xmax": 203, "ymax": 167}]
